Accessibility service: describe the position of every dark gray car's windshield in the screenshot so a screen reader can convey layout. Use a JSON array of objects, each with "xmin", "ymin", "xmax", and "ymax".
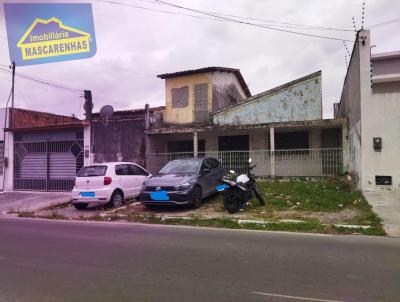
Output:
[{"xmin": 159, "ymin": 159, "xmax": 200, "ymax": 174}]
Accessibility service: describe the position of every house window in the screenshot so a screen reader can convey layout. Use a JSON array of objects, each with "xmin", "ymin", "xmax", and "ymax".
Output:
[
  {"xmin": 171, "ymin": 86, "xmax": 189, "ymax": 108},
  {"xmin": 275, "ymin": 131, "xmax": 309, "ymax": 154},
  {"xmin": 194, "ymin": 83, "xmax": 208, "ymax": 121}
]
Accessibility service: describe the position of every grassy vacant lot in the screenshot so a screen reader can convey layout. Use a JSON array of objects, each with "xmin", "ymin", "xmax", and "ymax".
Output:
[
  {"xmin": 113, "ymin": 177, "xmax": 385, "ymax": 236},
  {"xmin": 23, "ymin": 177, "xmax": 384, "ymax": 236}
]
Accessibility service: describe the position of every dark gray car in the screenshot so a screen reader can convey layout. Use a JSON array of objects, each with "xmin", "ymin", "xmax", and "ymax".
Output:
[{"xmin": 139, "ymin": 157, "xmax": 226, "ymax": 208}]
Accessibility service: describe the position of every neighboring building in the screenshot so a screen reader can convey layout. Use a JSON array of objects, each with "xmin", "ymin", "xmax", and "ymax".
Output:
[
  {"xmin": 90, "ymin": 105, "xmax": 164, "ymax": 168},
  {"xmin": 336, "ymin": 30, "xmax": 400, "ymax": 190},
  {"xmin": 0, "ymin": 104, "xmax": 165, "ymax": 192},
  {"xmin": 147, "ymin": 69, "xmax": 346, "ymax": 176},
  {"xmin": 1, "ymin": 108, "xmax": 89, "ymax": 191}
]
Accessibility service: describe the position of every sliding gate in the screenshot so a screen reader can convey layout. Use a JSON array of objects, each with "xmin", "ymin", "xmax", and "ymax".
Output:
[{"xmin": 13, "ymin": 130, "xmax": 84, "ymax": 191}]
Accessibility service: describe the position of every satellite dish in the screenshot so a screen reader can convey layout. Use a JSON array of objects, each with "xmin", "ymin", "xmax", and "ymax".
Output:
[{"xmin": 99, "ymin": 105, "xmax": 114, "ymax": 126}]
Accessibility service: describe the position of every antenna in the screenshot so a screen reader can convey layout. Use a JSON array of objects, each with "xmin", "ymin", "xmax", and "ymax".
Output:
[{"xmin": 99, "ymin": 105, "xmax": 114, "ymax": 126}]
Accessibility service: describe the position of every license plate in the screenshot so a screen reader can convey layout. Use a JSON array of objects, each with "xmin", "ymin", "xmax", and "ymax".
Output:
[
  {"xmin": 150, "ymin": 191, "xmax": 170, "ymax": 201},
  {"xmin": 216, "ymin": 184, "xmax": 229, "ymax": 192},
  {"xmin": 80, "ymin": 192, "xmax": 95, "ymax": 197}
]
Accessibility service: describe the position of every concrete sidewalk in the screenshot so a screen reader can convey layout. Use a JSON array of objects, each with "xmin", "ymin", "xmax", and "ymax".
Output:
[
  {"xmin": 0, "ymin": 191, "xmax": 71, "ymax": 214},
  {"xmin": 364, "ymin": 190, "xmax": 400, "ymax": 237}
]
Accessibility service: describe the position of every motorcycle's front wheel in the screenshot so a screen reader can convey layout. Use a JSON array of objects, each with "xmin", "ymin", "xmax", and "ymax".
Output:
[{"xmin": 223, "ymin": 190, "xmax": 241, "ymax": 214}]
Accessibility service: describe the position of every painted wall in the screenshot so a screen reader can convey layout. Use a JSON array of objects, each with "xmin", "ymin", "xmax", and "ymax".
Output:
[
  {"xmin": 0, "ymin": 108, "xmax": 7, "ymax": 139},
  {"xmin": 338, "ymin": 30, "xmax": 400, "ymax": 190},
  {"xmin": 213, "ymin": 73, "xmax": 322, "ymax": 125},
  {"xmin": 164, "ymin": 73, "xmax": 211, "ymax": 124},
  {"xmin": 360, "ymin": 33, "xmax": 400, "ymax": 190},
  {"xmin": 83, "ymin": 124, "xmax": 91, "ymax": 166},
  {"xmin": 372, "ymin": 55, "xmax": 400, "ymax": 75},
  {"xmin": 163, "ymin": 71, "xmax": 248, "ymax": 124},
  {"xmin": 0, "ymin": 108, "xmax": 10, "ymax": 191},
  {"xmin": 2, "ymin": 131, "xmax": 13, "ymax": 191},
  {"xmin": 211, "ymin": 71, "xmax": 247, "ymax": 112},
  {"xmin": 336, "ymin": 34, "xmax": 362, "ymax": 187}
]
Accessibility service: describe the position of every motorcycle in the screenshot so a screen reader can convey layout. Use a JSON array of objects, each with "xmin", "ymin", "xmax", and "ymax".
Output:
[{"xmin": 216, "ymin": 158, "xmax": 265, "ymax": 214}]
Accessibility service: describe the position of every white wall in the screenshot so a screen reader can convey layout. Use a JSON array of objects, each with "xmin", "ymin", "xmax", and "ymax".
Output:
[
  {"xmin": 361, "ymin": 92, "xmax": 400, "ymax": 189},
  {"xmin": 2, "ymin": 131, "xmax": 13, "ymax": 191},
  {"xmin": 358, "ymin": 31, "xmax": 400, "ymax": 190},
  {"xmin": 83, "ymin": 124, "xmax": 92, "ymax": 166},
  {"xmin": 0, "ymin": 108, "xmax": 10, "ymax": 191}
]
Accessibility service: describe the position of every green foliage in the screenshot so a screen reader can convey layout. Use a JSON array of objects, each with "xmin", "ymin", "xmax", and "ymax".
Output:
[{"xmin": 259, "ymin": 177, "xmax": 365, "ymax": 212}]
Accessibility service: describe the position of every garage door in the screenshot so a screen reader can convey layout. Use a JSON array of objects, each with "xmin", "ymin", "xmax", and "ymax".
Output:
[{"xmin": 13, "ymin": 130, "xmax": 84, "ymax": 191}]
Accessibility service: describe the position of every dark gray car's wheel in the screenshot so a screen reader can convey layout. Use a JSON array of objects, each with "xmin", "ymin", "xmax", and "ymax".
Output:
[
  {"xmin": 107, "ymin": 190, "xmax": 124, "ymax": 208},
  {"xmin": 73, "ymin": 203, "xmax": 88, "ymax": 210},
  {"xmin": 190, "ymin": 186, "xmax": 202, "ymax": 209}
]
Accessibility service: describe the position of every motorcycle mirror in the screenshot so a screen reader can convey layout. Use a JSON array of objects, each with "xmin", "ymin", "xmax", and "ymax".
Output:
[
  {"xmin": 229, "ymin": 170, "xmax": 235, "ymax": 174},
  {"xmin": 248, "ymin": 158, "xmax": 252, "ymax": 163}
]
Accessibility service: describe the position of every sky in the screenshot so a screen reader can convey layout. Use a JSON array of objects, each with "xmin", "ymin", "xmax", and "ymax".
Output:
[{"xmin": 0, "ymin": 0, "xmax": 399, "ymax": 119}]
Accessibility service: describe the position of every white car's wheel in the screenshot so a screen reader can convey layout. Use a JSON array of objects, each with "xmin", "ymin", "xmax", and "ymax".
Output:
[{"xmin": 107, "ymin": 190, "xmax": 124, "ymax": 208}]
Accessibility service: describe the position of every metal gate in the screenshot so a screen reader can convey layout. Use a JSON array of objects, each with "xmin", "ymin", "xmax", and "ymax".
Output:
[{"xmin": 13, "ymin": 130, "xmax": 84, "ymax": 191}]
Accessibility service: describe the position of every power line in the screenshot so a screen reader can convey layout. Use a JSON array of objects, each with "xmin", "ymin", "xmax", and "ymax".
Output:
[
  {"xmin": 0, "ymin": 66, "xmax": 83, "ymax": 95},
  {"xmin": 97, "ymin": 0, "xmax": 354, "ymax": 41},
  {"xmin": 96, "ymin": 0, "xmax": 223, "ymax": 22},
  {"xmin": 135, "ymin": 0, "xmax": 353, "ymax": 32},
  {"xmin": 151, "ymin": 0, "xmax": 355, "ymax": 42}
]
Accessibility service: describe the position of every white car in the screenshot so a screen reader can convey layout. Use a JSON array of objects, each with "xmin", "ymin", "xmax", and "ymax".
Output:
[{"xmin": 72, "ymin": 162, "xmax": 151, "ymax": 210}]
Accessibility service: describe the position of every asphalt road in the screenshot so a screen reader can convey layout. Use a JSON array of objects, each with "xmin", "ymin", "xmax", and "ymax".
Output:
[{"xmin": 0, "ymin": 218, "xmax": 399, "ymax": 302}]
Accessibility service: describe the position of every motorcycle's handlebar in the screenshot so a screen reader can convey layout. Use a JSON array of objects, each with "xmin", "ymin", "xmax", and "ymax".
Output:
[{"xmin": 249, "ymin": 165, "xmax": 257, "ymax": 170}]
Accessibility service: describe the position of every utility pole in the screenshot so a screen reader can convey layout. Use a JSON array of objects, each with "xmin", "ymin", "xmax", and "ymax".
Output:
[
  {"xmin": 9, "ymin": 61, "xmax": 16, "ymax": 129},
  {"xmin": 83, "ymin": 90, "xmax": 93, "ymax": 120},
  {"xmin": 10, "ymin": 61, "xmax": 15, "ymax": 108}
]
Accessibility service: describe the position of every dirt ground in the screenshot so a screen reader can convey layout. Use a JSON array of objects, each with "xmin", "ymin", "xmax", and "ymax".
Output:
[
  {"xmin": 111, "ymin": 196, "xmax": 361, "ymax": 225},
  {"xmin": 30, "ymin": 194, "xmax": 362, "ymax": 226}
]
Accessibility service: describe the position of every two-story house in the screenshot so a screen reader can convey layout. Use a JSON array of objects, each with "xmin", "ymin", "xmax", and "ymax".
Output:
[
  {"xmin": 146, "ymin": 67, "xmax": 347, "ymax": 177},
  {"xmin": 149, "ymin": 67, "xmax": 251, "ymax": 153},
  {"xmin": 160, "ymin": 66, "xmax": 251, "ymax": 122}
]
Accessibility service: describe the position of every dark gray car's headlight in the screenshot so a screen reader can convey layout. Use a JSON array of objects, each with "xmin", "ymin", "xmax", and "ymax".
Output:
[{"xmin": 174, "ymin": 183, "xmax": 191, "ymax": 191}]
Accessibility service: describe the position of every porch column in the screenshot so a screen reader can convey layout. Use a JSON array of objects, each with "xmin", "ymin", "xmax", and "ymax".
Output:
[
  {"xmin": 270, "ymin": 127, "xmax": 275, "ymax": 178},
  {"xmin": 193, "ymin": 131, "xmax": 198, "ymax": 158}
]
